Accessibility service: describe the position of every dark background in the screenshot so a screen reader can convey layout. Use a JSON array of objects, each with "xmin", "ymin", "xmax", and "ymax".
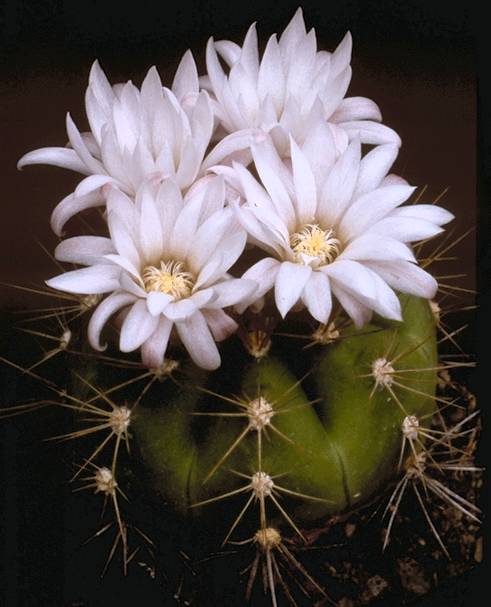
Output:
[{"xmin": 0, "ymin": 1, "xmax": 486, "ymax": 606}]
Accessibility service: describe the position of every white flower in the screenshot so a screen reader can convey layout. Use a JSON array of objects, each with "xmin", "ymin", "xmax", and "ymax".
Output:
[
  {"xmin": 230, "ymin": 129, "xmax": 453, "ymax": 326},
  {"xmin": 18, "ymin": 55, "xmax": 214, "ymax": 236},
  {"xmin": 201, "ymin": 8, "xmax": 400, "ymax": 169},
  {"xmin": 45, "ymin": 176, "xmax": 256, "ymax": 370}
]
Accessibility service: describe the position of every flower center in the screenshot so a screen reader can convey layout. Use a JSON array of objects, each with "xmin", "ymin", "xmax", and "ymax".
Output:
[
  {"xmin": 290, "ymin": 223, "xmax": 341, "ymax": 266},
  {"xmin": 142, "ymin": 260, "xmax": 195, "ymax": 300}
]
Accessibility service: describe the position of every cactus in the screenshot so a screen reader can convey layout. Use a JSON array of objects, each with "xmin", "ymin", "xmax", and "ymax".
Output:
[{"xmin": 2, "ymin": 7, "xmax": 480, "ymax": 606}]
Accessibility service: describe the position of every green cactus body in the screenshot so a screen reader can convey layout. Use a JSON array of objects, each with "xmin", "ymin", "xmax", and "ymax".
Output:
[{"xmin": 132, "ymin": 294, "xmax": 438, "ymax": 530}]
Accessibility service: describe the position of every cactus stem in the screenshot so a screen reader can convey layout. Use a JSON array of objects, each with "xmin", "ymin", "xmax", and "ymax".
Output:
[
  {"xmin": 244, "ymin": 527, "xmax": 330, "ymax": 607},
  {"xmin": 384, "ymin": 420, "xmax": 481, "ymax": 556}
]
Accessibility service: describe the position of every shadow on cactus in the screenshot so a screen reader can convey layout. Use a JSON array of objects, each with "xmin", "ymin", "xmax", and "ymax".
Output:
[{"xmin": 1, "ymin": 6, "xmax": 480, "ymax": 607}]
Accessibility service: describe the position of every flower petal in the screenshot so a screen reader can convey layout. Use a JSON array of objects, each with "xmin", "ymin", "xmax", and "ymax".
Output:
[
  {"xmin": 353, "ymin": 143, "xmax": 399, "ymax": 198},
  {"xmin": 50, "ymin": 192, "xmax": 105, "ymax": 237},
  {"xmin": 88, "ymin": 292, "xmax": 136, "ymax": 351},
  {"xmin": 330, "ymin": 97, "xmax": 382, "ymax": 123},
  {"xmin": 17, "ymin": 147, "xmax": 90, "ymax": 174},
  {"xmin": 120, "ymin": 299, "xmax": 160, "ymax": 352},
  {"xmin": 274, "ymin": 261, "xmax": 312, "ymax": 318},
  {"xmin": 146, "ymin": 291, "xmax": 173, "ymax": 316},
  {"xmin": 175, "ymin": 310, "xmax": 221, "ymax": 370},
  {"xmin": 141, "ymin": 316, "xmax": 174, "ymax": 368},
  {"xmin": 340, "ymin": 120, "xmax": 401, "ymax": 147},
  {"xmin": 339, "ymin": 184, "xmax": 416, "ymax": 242},
  {"xmin": 330, "ymin": 282, "xmax": 373, "ymax": 327},
  {"xmin": 290, "ymin": 136, "xmax": 317, "ymax": 224},
  {"xmin": 202, "ymin": 309, "xmax": 238, "ymax": 341},
  {"xmin": 302, "ymin": 271, "xmax": 332, "ymax": 324},
  {"xmin": 318, "ymin": 138, "xmax": 361, "ymax": 226},
  {"xmin": 339, "ymin": 234, "xmax": 416, "ymax": 263},
  {"xmin": 46, "ymin": 265, "xmax": 121, "ymax": 295},
  {"xmin": 365, "ymin": 260, "xmax": 438, "ymax": 299},
  {"xmin": 208, "ymin": 278, "xmax": 257, "ymax": 309},
  {"xmin": 322, "ymin": 259, "xmax": 376, "ymax": 301},
  {"xmin": 54, "ymin": 236, "xmax": 115, "ymax": 266}
]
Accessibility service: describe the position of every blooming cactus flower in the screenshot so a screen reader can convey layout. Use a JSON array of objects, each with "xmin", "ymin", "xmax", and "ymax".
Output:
[
  {"xmin": 202, "ymin": 8, "xmax": 400, "ymax": 168},
  {"xmin": 229, "ymin": 128, "xmax": 453, "ymax": 326},
  {"xmin": 45, "ymin": 176, "xmax": 256, "ymax": 370},
  {"xmin": 18, "ymin": 55, "xmax": 214, "ymax": 236}
]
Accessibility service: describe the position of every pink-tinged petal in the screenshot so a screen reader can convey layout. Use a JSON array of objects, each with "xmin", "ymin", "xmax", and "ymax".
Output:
[
  {"xmin": 46, "ymin": 265, "xmax": 121, "ymax": 295},
  {"xmin": 208, "ymin": 278, "xmax": 257, "ymax": 309},
  {"xmin": 339, "ymin": 184, "xmax": 416, "ymax": 242},
  {"xmin": 140, "ymin": 65, "xmax": 163, "ymax": 114},
  {"xmin": 196, "ymin": 230, "xmax": 248, "ymax": 289},
  {"xmin": 233, "ymin": 204, "xmax": 284, "ymax": 257},
  {"xmin": 330, "ymin": 31, "xmax": 352, "ymax": 76},
  {"xmin": 300, "ymin": 122, "xmax": 337, "ymax": 187},
  {"xmin": 120, "ymin": 272, "xmax": 146, "ymax": 297},
  {"xmin": 66, "ymin": 113, "xmax": 105, "ymax": 174},
  {"xmin": 330, "ymin": 282, "xmax": 373, "ymax": 327},
  {"xmin": 330, "ymin": 97, "xmax": 382, "ymax": 123},
  {"xmin": 339, "ymin": 234, "xmax": 416, "ymax": 263},
  {"xmin": 322, "ymin": 260, "xmax": 376, "ymax": 301},
  {"xmin": 322, "ymin": 66, "xmax": 352, "ymax": 118},
  {"xmin": 139, "ymin": 189, "xmax": 164, "ymax": 264},
  {"xmin": 187, "ymin": 208, "xmax": 235, "ymax": 274},
  {"xmin": 390, "ymin": 204, "xmax": 454, "ymax": 226},
  {"xmin": 51, "ymin": 192, "xmax": 105, "ymax": 237},
  {"xmin": 366, "ymin": 217, "xmax": 444, "ymax": 243},
  {"xmin": 176, "ymin": 310, "xmax": 221, "ymax": 370},
  {"xmin": 75, "ymin": 174, "xmax": 119, "ymax": 198},
  {"xmin": 88, "ymin": 60, "xmax": 115, "ymax": 118},
  {"xmin": 290, "ymin": 136, "xmax": 317, "ymax": 224},
  {"xmin": 340, "ymin": 120, "xmax": 401, "ymax": 147},
  {"xmin": 156, "ymin": 178, "xmax": 183, "ymax": 247},
  {"xmin": 286, "ymin": 29, "xmax": 317, "ymax": 96},
  {"xmin": 164, "ymin": 288, "xmax": 215, "ymax": 321},
  {"xmin": 176, "ymin": 139, "xmax": 201, "ymax": 190},
  {"xmin": 233, "ymin": 161, "xmax": 274, "ymax": 212},
  {"xmin": 364, "ymin": 268, "xmax": 402, "ymax": 321},
  {"xmin": 54, "ymin": 236, "xmax": 115, "ymax": 266},
  {"xmin": 318, "ymin": 138, "xmax": 361, "ymax": 226},
  {"xmin": 141, "ymin": 316, "xmax": 173, "ymax": 368},
  {"xmin": 202, "ymin": 309, "xmax": 238, "ymax": 341},
  {"xmin": 107, "ymin": 212, "xmax": 141, "ymax": 271},
  {"xmin": 302, "ymin": 271, "xmax": 332, "ymax": 324},
  {"xmin": 202, "ymin": 129, "xmax": 257, "ymax": 170},
  {"xmin": 252, "ymin": 139, "xmax": 296, "ymax": 230},
  {"xmin": 88, "ymin": 292, "xmax": 136, "ymax": 350},
  {"xmin": 239, "ymin": 22, "xmax": 260, "ymax": 78},
  {"xmin": 146, "ymin": 291, "xmax": 173, "ymax": 316},
  {"xmin": 17, "ymin": 147, "xmax": 90, "ymax": 174},
  {"xmin": 173, "ymin": 50, "xmax": 199, "ymax": 99},
  {"xmin": 278, "ymin": 8, "xmax": 307, "ymax": 62},
  {"xmin": 169, "ymin": 194, "xmax": 204, "ymax": 260},
  {"xmin": 235, "ymin": 257, "xmax": 280, "ymax": 313},
  {"xmin": 206, "ymin": 37, "xmax": 226, "ymax": 97},
  {"xmin": 215, "ymin": 40, "xmax": 242, "ymax": 67},
  {"xmin": 380, "ymin": 174, "xmax": 408, "ymax": 187},
  {"xmin": 365, "ymin": 260, "xmax": 438, "ymax": 299},
  {"xmin": 258, "ymin": 34, "xmax": 284, "ymax": 115},
  {"xmin": 353, "ymin": 143, "xmax": 399, "ymax": 198},
  {"xmin": 274, "ymin": 261, "xmax": 312, "ymax": 318},
  {"xmin": 190, "ymin": 92, "xmax": 214, "ymax": 154},
  {"xmin": 120, "ymin": 299, "xmax": 160, "ymax": 352},
  {"xmin": 104, "ymin": 254, "xmax": 141, "ymax": 281}
]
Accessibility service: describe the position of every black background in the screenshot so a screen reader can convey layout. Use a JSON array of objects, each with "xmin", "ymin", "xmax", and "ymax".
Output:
[{"xmin": 0, "ymin": 1, "xmax": 488, "ymax": 606}]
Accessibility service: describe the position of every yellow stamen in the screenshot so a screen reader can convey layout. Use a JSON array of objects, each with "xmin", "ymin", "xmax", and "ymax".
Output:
[
  {"xmin": 142, "ymin": 260, "xmax": 194, "ymax": 299},
  {"xmin": 290, "ymin": 223, "xmax": 341, "ymax": 266}
]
